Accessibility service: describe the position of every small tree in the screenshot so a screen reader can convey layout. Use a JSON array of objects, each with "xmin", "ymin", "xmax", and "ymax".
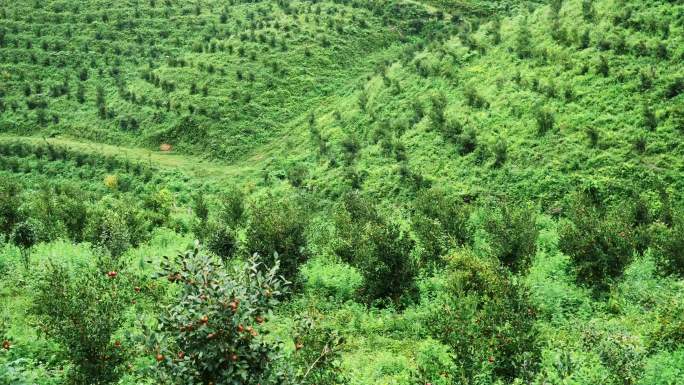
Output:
[
  {"xmin": 515, "ymin": 16, "xmax": 532, "ymax": 59},
  {"xmin": 245, "ymin": 196, "xmax": 308, "ymax": 283},
  {"xmin": 481, "ymin": 201, "xmax": 538, "ymax": 273},
  {"xmin": 31, "ymin": 258, "xmax": 133, "ymax": 385},
  {"xmin": 11, "ymin": 220, "xmax": 38, "ymax": 269},
  {"xmin": 426, "ymin": 250, "xmax": 538, "ymax": 382},
  {"xmin": 146, "ymin": 248, "xmax": 289, "ymax": 385},
  {"xmin": 559, "ymin": 194, "xmax": 636, "ymax": 292},
  {"xmin": 534, "ymin": 107, "xmax": 555, "ymax": 135},
  {"xmin": 430, "ymin": 92, "xmax": 447, "ymax": 130},
  {"xmin": 643, "ymin": 105, "xmax": 657, "ymax": 131},
  {"xmin": 493, "ymin": 139, "xmax": 507, "ymax": 167}
]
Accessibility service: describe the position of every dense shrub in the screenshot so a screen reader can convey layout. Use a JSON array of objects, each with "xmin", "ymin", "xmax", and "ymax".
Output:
[
  {"xmin": 639, "ymin": 350, "xmax": 684, "ymax": 385},
  {"xmin": 559, "ymin": 194, "xmax": 636, "ymax": 292},
  {"xmin": 146, "ymin": 248, "xmax": 289, "ymax": 385},
  {"xmin": 411, "ymin": 188, "xmax": 471, "ymax": 265},
  {"xmin": 411, "ymin": 339, "xmax": 455, "ymax": 385},
  {"xmin": 30, "ymin": 257, "xmax": 134, "ymax": 385},
  {"xmin": 649, "ymin": 217, "xmax": 684, "ymax": 277},
  {"xmin": 480, "ymin": 201, "xmax": 538, "ymax": 273},
  {"xmin": 425, "ymin": 250, "xmax": 539, "ymax": 383},
  {"xmin": 245, "ymin": 195, "xmax": 308, "ymax": 283},
  {"xmin": 535, "ymin": 107, "xmax": 554, "ymax": 135},
  {"xmin": 206, "ymin": 223, "xmax": 238, "ymax": 260},
  {"xmin": 581, "ymin": 322, "xmax": 647, "ymax": 384},
  {"xmin": 332, "ymin": 192, "xmax": 416, "ymax": 305},
  {"xmin": 0, "ymin": 175, "xmax": 23, "ymax": 236},
  {"xmin": 649, "ymin": 296, "xmax": 684, "ymax": 350}
]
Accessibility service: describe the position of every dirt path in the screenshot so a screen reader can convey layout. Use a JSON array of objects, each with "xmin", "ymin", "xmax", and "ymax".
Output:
[{"xmin": 0, "ymin": 134, "xmax": 264, "ymax": 183}]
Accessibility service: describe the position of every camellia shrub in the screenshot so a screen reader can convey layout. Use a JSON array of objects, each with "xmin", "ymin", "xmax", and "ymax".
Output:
[
  {"xmin": 558, "ymin": 193, "xmax": 636, "ymax": 292},
  {"xmin": 411, "ymin": 187, "xmax": 471, "ymax": 266},
  {"xmin": 425, "ymin": 249, "xmax": 539, "ymax": 383},
  {"xmin": 146, "ymin": 246, "xmax": 289, "ymax": 385},
  {"xmin": 10, "ymin": 219, "xmax": 38, "ymax": 269},
  {"xmin": 648, "ymin": 214, "xmax": 684, "ymax": 277},
  {"xmin": 355, "ymin": 221, "xmax": 417, "ymax": 305},
  {"xmin": 245, "ymin": 195, "xmax": 308, "ymax": 283},
  {"xmin": 0, "ymin": 175, "xmax": 23, "ymax": 236},
  {"xmin": 332, "ymin": 192, "xmax": 417, "ymax": 305},
  {"xmin": 480, "ymin": 200, "xmax": 538, "ymax": 273},
  {"xmin": 30, "ymin": 257, "xmax": 134, "ymax": 385}
]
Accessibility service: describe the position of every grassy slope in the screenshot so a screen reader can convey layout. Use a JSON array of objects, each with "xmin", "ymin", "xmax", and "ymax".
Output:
[
  {"xmin": 284, "ymin": 0, "xmax": 683, "ymax": 209},
  {"xmin": 0, "ymin": 0, "xmax": 408, "ymax": 159}
]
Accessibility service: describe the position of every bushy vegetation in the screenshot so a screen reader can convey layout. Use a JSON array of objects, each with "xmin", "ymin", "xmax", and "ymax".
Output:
[
  {"xmin": 145, "ymin": 248, "xmax": 289, "ymax": 385},
  {"xmin": 2, "ymin": 0, "xmax": 684, "ymax": 384},
  {"xmin": 30, "ymin": 257, "xmax": 137, "ymax": 385}
]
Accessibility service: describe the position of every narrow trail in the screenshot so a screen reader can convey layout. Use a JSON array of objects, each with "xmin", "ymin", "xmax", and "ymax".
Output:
[{"xmin": 0, "ymin": 134, "xmax": 264, "ymax": 184}]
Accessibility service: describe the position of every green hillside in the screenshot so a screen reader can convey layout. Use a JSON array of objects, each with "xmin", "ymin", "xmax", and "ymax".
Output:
[
  {"xmin": 2, "ymin": 0, "xmax": 684, "ymax": 384},
  {"xmin": 0, "ymin": 0, "xmax": 435, "ymax": 158},
  {"xmin": 258, "ymin": 0, "xmax": 682, "ymax": 203}
]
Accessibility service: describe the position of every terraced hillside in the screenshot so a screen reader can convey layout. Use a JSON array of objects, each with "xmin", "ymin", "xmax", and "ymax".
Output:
[{"xmin": 0, "ymin": 0, "xmax": 445, "ymax": 158}]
